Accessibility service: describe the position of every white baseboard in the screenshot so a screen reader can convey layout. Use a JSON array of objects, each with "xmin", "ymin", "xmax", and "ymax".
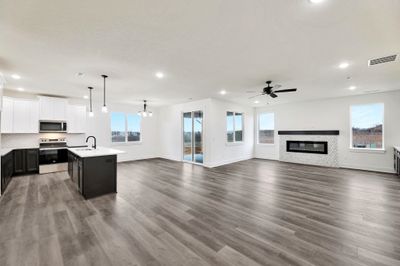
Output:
[
  {"xmin": 339, "ymin": 163, "xmax": 395, "ymax": 174},
  {"xmin": 205, "ymin": 155, "xmax": 254, "ymax": 168}
]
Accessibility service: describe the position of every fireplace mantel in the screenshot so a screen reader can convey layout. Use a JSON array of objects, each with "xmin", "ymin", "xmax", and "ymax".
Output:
[{"xmin": 278, "ymin": 130, "xmax": 339, "ymax": 136}]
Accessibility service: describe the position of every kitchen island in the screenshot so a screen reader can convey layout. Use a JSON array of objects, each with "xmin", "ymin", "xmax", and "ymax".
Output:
[{"xmin": 67, "ymin": 147, "xmax": 124, "ymax": 199}]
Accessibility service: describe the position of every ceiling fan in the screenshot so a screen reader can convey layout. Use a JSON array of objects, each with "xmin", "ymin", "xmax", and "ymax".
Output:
[{"xmin": 249, "ymin": 80, "xmax": 297, "ymax": 99}]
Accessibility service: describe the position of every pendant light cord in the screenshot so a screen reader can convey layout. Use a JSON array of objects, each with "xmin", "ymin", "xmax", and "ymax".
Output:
[
  {"xmin": 88, "ymin": 87, "xmax": 93, "ymax": 112},
  {"xmin": 102, "ymin": 75, "xmax": 108, "ymax": 107}
]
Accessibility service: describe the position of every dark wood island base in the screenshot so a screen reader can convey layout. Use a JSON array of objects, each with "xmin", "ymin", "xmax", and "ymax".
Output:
[{"xmin": 68, "ymin": 151, "xmax": 117, "ymax": 199}]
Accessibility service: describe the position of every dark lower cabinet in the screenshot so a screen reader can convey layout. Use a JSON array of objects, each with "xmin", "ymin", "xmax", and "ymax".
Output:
[
  {"xmin": 13, "ymin": 149, "xmax": 26, "ymax": 174},
  {"xmin": 1, "ymin": 148, "xmax": 39, "ymax": 194},
  {"xmin": 68, "ymin": 150, "xmax": 117, "ymax": 199},
  {"xmin": 1, "ymin": 151, "xmax": 13, "ymax": 194},
  {"xmin": 26, "ymin": 149, "xmax": 39, "ymax": 172},
  {"xmin": 13, "ymin": 149, "xmax": 39, "ymax": 176}
]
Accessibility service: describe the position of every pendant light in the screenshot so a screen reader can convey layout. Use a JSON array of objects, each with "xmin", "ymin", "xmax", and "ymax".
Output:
[
  {"xmin": 101, "ymin": 74, "xmax": 108, "ymax": 113},
  {"xmin": 137, "ymin": 100, "xmax": 153, "ymax": 117},
  {"xmin": 88, "ymin": 87, "xmax": 94, "ymax": 117}
]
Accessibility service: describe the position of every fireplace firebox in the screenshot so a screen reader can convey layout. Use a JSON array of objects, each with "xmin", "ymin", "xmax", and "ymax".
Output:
[{"xmin": 286, "ymin": 141, "xmax": 328, "ymax": 154}]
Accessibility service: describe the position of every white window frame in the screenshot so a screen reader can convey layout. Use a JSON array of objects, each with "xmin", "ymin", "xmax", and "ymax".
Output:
[
  {"xmin": 226, "ymin": 111, "xmax": 244, "ymax": 144},
  {"xmin": 111, "ymin": 112, "xmax": 142, "ymax": 144},
  {"xmin": 257, "ymin": 112, "xmax": 275, "ymax": 145},
  {"xmin": 349, "ymin": 103, "xmax": 384, "ymax": 152}
]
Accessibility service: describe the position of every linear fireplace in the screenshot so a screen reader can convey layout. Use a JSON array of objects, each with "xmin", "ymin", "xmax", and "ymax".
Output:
[{"xmin": 286, "ymin": 141, "xmax": 328, "ymax": 154}]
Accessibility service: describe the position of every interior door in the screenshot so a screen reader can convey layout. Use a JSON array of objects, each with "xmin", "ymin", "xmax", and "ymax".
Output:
[{"xmin": 182, "ymin": 111, "xmax": 203, "ymax": 164}]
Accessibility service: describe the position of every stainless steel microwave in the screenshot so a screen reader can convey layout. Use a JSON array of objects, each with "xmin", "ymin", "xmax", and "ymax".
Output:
[{"xmin": 39, "ymin": 121, "xmax": 67, "ymax": 133}]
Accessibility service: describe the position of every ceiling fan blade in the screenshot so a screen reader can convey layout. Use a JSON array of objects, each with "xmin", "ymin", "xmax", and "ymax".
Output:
[
  {"xmin": 269, "ymin": 93, "xmax": 278, "ymax": 98},
  {"xmin": 274, "ymin": 88, "xmax": 297, "ymax": 93},
  {"xmin": 248, "ymin": 93, "xmax": 264, "ymax": 99}
]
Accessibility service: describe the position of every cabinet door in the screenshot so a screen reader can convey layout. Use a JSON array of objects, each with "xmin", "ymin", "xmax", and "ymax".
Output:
[
  {"xmin": 1, "ymin": 97, "xmax": 14, "ymax": 133},
  {"xmin": 67, "ymin": 105, "xmax": 78, "ymax": 133},
  {"xmin": 13, "ymin": 149, "xmax": 26, "ymax": 174},
  {"xmin": 12, "ymin": 100, "xmax": 30, "ymax": 133},
  {"xmin": 52, "ymin": 98, "xmax": 67, "ymax": 120},
  {"xmin": 77, "ymin": 105, "xmax": 87, "ymax": 133},
  {"xmin": 39, "ymin": 96, "xmax": 53, "ymax": 120},
  {"xmin": 13, "ymin": 99, "xmax": 38, "ymax": 133},
  {"xmin": 25, "ymin": 149, "xmax": 39, "ymax": 173},
  {"xmin": 29, "ymin": 101, "xmax": 39, "ymax": 133},
  {"xmin": 67, "ymin": 105, "xmax": 86, "ymax": 133}
]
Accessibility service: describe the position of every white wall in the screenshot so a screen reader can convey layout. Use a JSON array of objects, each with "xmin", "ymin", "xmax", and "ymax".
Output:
[
  {"xmin": 86, "ymin": 103, "xmax": 159, "ymax": 162},
  {"xmin": 207, "ymin": 99, "xmax": 254, "ymax": 167},
  {"xmin": 254, "ymin": 90, "xmax": 400, "ymax": 173},
  {"xmin": 158, "ymin": 98, "xmax": 212, "ymax": 164},
  {"xmin": 158, "ymin": 98, "xmax": 254, "ymax": 167}
]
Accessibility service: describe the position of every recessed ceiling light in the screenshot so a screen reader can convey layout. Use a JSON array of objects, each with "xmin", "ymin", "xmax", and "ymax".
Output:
[
  {"xmin": 76, "ymin": 72, "xmax": 85, "ymax": 77},
  {"xmin": 348, "ymin": 86, "xmax": 357, "ymax": 91},
  {"xmin": 254, "ymin": 100, "xmax": 259, "ymax": 104},
  {"xmin": 339, "ymin": 62, "xmax": 350, "ymax": 69},
  {"xmin": 17, "ymin": 87, "xmax": 25, "ymax": 91},
  {"xmin": 83, "ymin": 95, "xmax": 89, "ymax": 99},
  {"xmin": 309, "ymin": 0, "xmax": 325, "ymax": 4},
  {"xmin": 155, "ymin": 72, "xmax": 164, "ymax": 79},
  {"xmin": 11, "ymin": 74, "xmax": 21, "ymax": 79},
  {"xmin": 220, "ymin": 90, "xmax": 227, "ymax": 95}
]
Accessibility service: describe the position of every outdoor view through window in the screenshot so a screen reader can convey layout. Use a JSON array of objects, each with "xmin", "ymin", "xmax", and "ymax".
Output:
[
  {"xmin": 111, "ymin": 112, "xmax": 141, "ymax": 142},
  {"xmin": 351, "ymin": 103, "xmax": 383, "ymax": 149},
  {"xmin": 258, "ymin": 113, "xmax": 274, "ymax": 144},
  {"xmin": 227, "ymin": 112, "xmax": 243, "ymax": 142}
]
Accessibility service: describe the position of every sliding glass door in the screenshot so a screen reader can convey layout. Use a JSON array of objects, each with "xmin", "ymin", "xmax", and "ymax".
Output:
[{"xmin": 183, "ymin": 111, "xmax": 203, "ymax": 164}]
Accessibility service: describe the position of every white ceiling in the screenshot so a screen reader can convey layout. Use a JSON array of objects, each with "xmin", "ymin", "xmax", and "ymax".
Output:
[{"xmin": 0, "ymin": 0, "xmax": 399, "ymax": 106}]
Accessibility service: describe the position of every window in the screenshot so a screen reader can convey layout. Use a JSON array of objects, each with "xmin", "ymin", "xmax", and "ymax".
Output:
[
  {"xmin": 258, "ymin": 113, "xmax": 274, "ymax": 144},
  {"xmin": 111, "ymin": 112, "xmax": 141, "ymax": 143},
  {"xmin": 350, "ymin": 103, "xmax": 384, "ymax": 149},
  {"xmin": 227, "ymin": 112, "xmax": 243, "ymax": 142}
]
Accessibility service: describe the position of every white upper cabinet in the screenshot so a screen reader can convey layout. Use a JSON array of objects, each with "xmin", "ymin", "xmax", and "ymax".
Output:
[
  {"xmin": 67, "ymin": 105, "xmax": 86, "ymax": 133},
  {"xmin": 2, "ymin": 96, "xmax": 85, "ymax": 134},
  {"xmin": 38, "ymin": 96, "xmax": 67, "ymax": 121},
  {"xmin": 1, "ymin": 97, "xmax": 14, "ymax": 133},
  {"xmin": 1, "ymin": 97, "xmax": 39, "ymax": 133}
]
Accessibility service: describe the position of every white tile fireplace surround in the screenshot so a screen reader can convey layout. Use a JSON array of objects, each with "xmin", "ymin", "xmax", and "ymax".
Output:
[{"xmin": 278, "ymin": 131, "xmax": 339, "ymax": 167}]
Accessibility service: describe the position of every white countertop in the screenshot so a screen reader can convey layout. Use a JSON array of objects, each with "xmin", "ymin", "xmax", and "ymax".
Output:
[
  {"xmin": 1, "ymin": 146, "xmax": 39, "ymax": 156},
  {"xmin": 67, "ymin": 146, "xmax": 125, "ymax": 158}
]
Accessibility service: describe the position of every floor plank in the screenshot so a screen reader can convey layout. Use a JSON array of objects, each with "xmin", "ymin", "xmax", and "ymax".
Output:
[{"xmin": 0, "ymin": 158, "xmax": 399, "ymax": 266}]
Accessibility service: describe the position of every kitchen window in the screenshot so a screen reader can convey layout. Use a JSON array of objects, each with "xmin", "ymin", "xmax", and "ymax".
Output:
[
  {"xmin": 350, "ymin": 103, "xmax": 384, "ymax": 150},
  {"xmin": 258, "ymin": 112, "xmax": 274, "ymax": 144},
  {"xmin": 111, "ymin": 112, "xmax": 141, "ymax": 143},
  {"xmin": 227, "ymin": 112, "xmax": 243, "ymax": 143}
]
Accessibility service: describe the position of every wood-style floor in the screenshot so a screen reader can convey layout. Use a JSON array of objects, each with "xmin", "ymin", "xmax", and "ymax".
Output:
[{"xmin": 0, "ymin": 158, "xmax": 400, "ymax": 266}]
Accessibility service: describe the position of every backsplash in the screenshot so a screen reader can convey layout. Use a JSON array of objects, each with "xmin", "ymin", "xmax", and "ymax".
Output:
[{"xmin": 1, "ymin": 133, "xmax": 86, "ymax": 148}]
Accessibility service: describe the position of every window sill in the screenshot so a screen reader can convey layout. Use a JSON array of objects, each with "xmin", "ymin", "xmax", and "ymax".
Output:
[
  {"xmin": 257, "ymin": 143, "xmax": 275, "ymax": 146},
  {"xmin": 349, "ymin": 148, "xmax": 386, "ymax": 154},
  {"xmin": 226, "ymin": 142, "xmax": 244, "ymax": 146},
  {"xmin": 112, "ymin": 141, "xmax": 142, "ymax": 146}
]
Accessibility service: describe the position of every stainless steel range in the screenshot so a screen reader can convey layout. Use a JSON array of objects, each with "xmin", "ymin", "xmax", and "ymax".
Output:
[{"xmin": 39, "ymin": 138, "xmax": 68, "ymax": 174}]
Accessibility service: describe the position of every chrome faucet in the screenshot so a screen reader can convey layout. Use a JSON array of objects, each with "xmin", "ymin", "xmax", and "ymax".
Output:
[{"xmin": 86, "ymin": 136, "xmax": 97, "ymax": 149}]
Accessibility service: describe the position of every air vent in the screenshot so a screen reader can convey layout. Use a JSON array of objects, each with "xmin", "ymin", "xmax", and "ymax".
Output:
[{"xmin": 368, "ymin": 54, "xmax": 397, "ymax": 66}]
